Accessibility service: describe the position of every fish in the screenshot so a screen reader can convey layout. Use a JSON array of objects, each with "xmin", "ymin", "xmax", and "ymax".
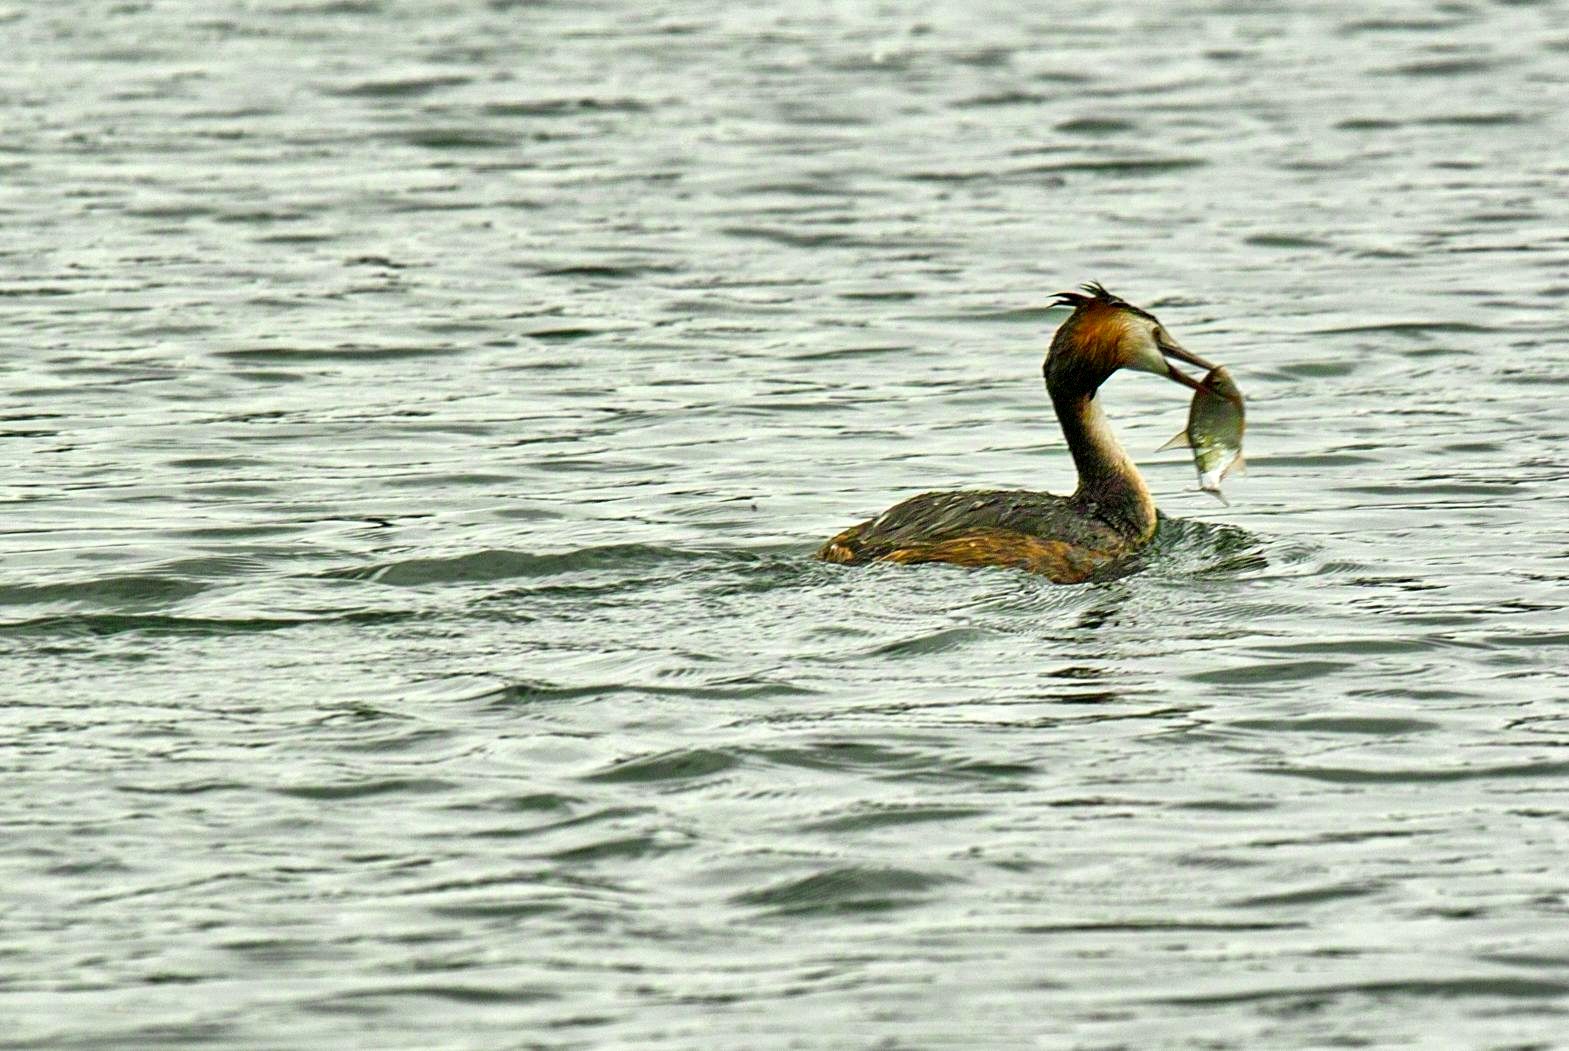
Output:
[{"xmin": 1158, "ymin": 365, "xmax": 1246, "ymax": 504}]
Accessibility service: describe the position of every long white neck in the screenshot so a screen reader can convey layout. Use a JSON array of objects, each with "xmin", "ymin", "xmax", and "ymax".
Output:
[{"xmin": 1052, "ymin": 390, "xmax": 1156, "ymax": 540}]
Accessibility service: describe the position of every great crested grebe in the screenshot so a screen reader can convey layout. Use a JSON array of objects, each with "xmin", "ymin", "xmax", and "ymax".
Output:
[{"xmin": 816, "ymin": 284, "xmax": 1226, "ymax": 583}]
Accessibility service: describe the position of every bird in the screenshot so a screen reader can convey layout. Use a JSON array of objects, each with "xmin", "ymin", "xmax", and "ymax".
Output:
[{"xmin": 815, "ymin": 283, "xmax": 1226, "ymax": 583}]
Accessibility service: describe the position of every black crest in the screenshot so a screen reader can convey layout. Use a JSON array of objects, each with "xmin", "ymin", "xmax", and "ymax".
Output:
[{"xmin": 1051, "ymin": 282, "xmax": 1154, "ymax": 320}]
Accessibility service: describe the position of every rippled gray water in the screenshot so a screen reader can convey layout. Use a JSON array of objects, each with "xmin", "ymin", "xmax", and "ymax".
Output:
[{"xmin": 5, "ymin": 1, "xmax": 1569, "ymax": 1047}]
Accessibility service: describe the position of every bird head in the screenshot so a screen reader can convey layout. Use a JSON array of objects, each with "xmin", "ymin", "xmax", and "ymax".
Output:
[{"xmin": 1045, "ymin": 283, "xmax": 1230, "ymax": 402}]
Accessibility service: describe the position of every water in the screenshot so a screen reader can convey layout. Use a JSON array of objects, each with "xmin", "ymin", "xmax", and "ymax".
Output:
[{"xmin": 4, "ymin": 1, "xmax": 1569, "ymax": 1047}]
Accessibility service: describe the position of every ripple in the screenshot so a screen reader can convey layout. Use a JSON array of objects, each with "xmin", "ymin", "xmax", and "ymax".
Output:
[
  {"xmin": 954, "ymin": 90, "xmax": 1048, "ymax": 108},
  {"xmin": 548, "ymin": 834, "xmax": 672, "ymax": 864},
  {"xmin": 1055, "ymin": 116, "xmax": 1138, "ymax": 134},
  {"xmin": 401, "ymin": 128, "xmax": 517, "ymax": 151},
  {"xmin": 323, "ymin": 544, "xmax": 706, "ymax": 586},
  {"xmin": 1382, "ymin": 58, "xmax": 1499, "ymax": 77},
  {"xmin": 274, "ymin": 777, "xmax": 456, "ymax": 801},
  {"xmin": 801, "ymin": 805, "xmax": 985, "ymax": 832},
  {"xmin": 216, "ymin": 343, "xmax": 455, "ymax": 362},
  {"xmin": 755, "ymin": 742, "xmax": 1037, "ymax": 783},
  {"xmin": 1227, "ymin": 716, "xmax": 1440, "ymax": 736},
  {"xmin": 1419, "ymin": 111, "xmax": 1527, "ymax": 127},
  {"xmin": 0, "ymin": 609, "xmax": 416, "ymax": 637},
  {"xmin": 1256, "ymin": 760, "xmax": 1569, "ymax": 784},
  {"xmin": 0, "ymin": 575, "xmax": 209, "ymax": 608},
  {"xmin": 735, "ymin": 866, "xmax": 950, "ymax": 916},
  {"xmin": 1155, "ymin": 976, "xmax": 1569, "ymax": 1007},
  {"xmin": 310, "ymin": 982, "xmax": 558, "ymax": 1008},
  {"xmin": 1243, "ymin": 234, "xmax": 1334, "ymax": 250},
  {"xmin": 1019, "ymin": 157, "xmax": 1207, "ymax": 176},
  {"xmin": 426, "ymin": 899, "xmax": 564, "ymax": 920},
  {"xmin": 581, "ymin": 749, "xmax": 740, "ymax": 785},
  {"xmin": 481, "ymin": 97, "xmax": 651, "ymax": 117},
  {"xmin": 327, "ymin": 75, "xmax": 473, "ymax": 98},
  {"xmin": 1188, "ymin": 660, "xmax": 1349, "ymax": 686},
  {"xmin": 866, "ymin": 626, "xmax": 990, "ymax": 657},
  {"xmin": 1229, "ymin": 881, "xmax": 1384, "ymax": 909},
  {"xmin": 1309, "ymin": 320, "xmax": 1497, "ymax": 337}
]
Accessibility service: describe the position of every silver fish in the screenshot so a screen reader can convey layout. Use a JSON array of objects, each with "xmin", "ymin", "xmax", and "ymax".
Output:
[{"xmin": 1158, "ymin": 366, "xmax": 1246, "ymax": 504}]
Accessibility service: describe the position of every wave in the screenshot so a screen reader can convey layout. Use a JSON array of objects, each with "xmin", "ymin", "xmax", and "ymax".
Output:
[{"xmin": 321, "ymin": 543, "xmax": 712, "ymax": 587}]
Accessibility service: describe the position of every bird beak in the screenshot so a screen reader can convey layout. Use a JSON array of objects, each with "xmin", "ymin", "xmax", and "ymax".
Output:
[{"xmin": 1157, "ymin": 335, "xmax": 1235, "ymax": 404}]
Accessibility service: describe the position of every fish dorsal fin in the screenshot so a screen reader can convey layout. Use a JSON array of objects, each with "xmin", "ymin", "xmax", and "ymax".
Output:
[
  {"xmin": 1157, "ymin": 430, "xmax": 1191, "ymax": 452},
  {"xmin": 1221, "ymin": 454, "xmax": 1247, "ymax": 481}
]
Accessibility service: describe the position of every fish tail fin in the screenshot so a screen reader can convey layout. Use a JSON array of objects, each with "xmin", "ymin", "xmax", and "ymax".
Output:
[{"xmin": 1156, "ymin": 431, "xmax": 1191, "ymax": 452}]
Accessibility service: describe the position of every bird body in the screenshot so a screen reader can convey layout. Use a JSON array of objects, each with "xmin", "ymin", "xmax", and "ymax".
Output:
[
  {"xmin": 816, "ymin": 284, "xmax": 1228, "ymax": 582},
  {"xmin": 817, "ymin": 488, "xmax": 1132, "ymax": 583}
]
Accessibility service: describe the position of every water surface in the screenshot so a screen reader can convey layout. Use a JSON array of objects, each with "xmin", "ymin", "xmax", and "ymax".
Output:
[{"xmin": 5, "ymin": 1, "xmax": 1569, "ymax": 1047}]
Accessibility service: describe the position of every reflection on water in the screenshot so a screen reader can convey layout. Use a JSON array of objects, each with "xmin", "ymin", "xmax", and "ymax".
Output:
[{"xmin": 4, "ymin": 0, "xmax": 1569, "ymax": 1047}]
